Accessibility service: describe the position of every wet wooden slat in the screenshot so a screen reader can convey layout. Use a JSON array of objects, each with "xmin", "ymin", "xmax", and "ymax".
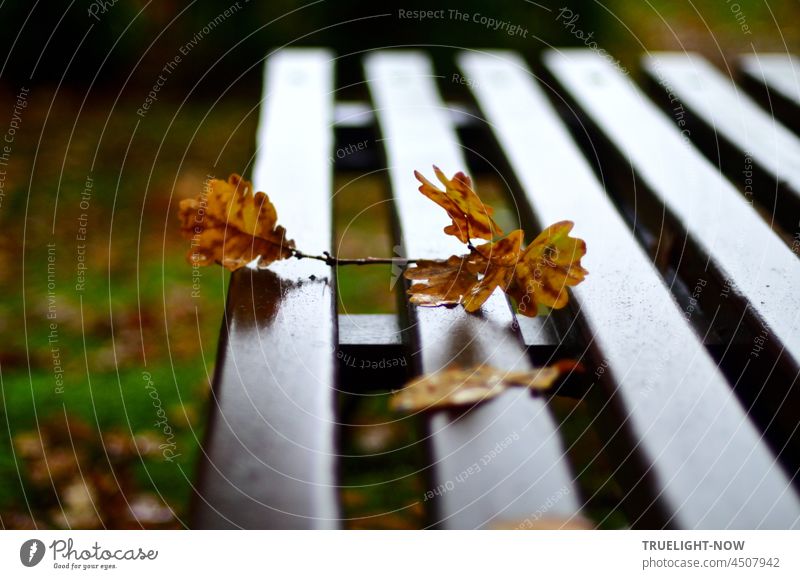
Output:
[
  {"xmin": 643, "ymin": 52, "xmax": 800, "ymax": 208},
  {"xmin": 338, "ymin": 314, "xmax": 403, "ymax": 346},
  {"xmin": 739, "ymin": 54, "xmax": 800, "ymax": 135},
  {"xmin": 546, "ymin": 49, "xmax": 800, "ymax": 378},
  {"xmin": 337, "ymin": 314, "xmax": 558, "ymax": 348},
  {"xmin": 365, "ymin": 51, "xmax": 583, "ymax": 529},
  {"xmin": 193, "ymin": 50, "xmax": 339, "ymax": 529},
  {"xmin": 462, "ymin": 50, "xmax": 800, "ymax": 529},
  {"xmin": 740, "ymin": 53, "xmax": 800, "ymax": 108}
]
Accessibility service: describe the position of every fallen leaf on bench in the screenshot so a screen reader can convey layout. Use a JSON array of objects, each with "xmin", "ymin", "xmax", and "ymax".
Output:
[
  {"xmin": 490, "ymin": 516, "xmax": 595, "ymax": 530},
  {"xmin": 404, "ymin": 230, "xmax": 524, "ymax": 311},
  {"xmin": 463, "ymin": 229, "xmax": 525, "ymax": 311},
  {"xmin": 404, "ymin": 223, "xmax": 587, "ymax": 316},
  {"xmin": 404, "ymin": 253, "xmax": 484, "ymax": 308},
  {"xmin": 390, "ymin": 361, "xmax": 583, "ymax": 413},
  {"xmin": 508, "ymin": 221, "xmax": 589, "ymax": 315},
  {"xmin": 178, "ymin": 173, "xmax": 294, "ymax": 271},
  {"xmin": 415, "ymin": 165, "xmax": 504, "ymax": 243}
]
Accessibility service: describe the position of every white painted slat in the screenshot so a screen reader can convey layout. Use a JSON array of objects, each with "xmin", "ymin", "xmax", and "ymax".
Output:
[
  {"xmin": 461, "ymin": 50, "xmax": 800, "ymax": 529},
  {"xmin": 643, "ymin": 52, "xmax": 800, "ymax": 204},
  {"xmin": 545, "ymin": 49, "xmax": 800, "ymax": 373},
  {"xmin": 365, "ymin": 51, "xmax": 583, "ymax": 529},
  {"xmin": 195, "ymin": 49, "xmax": 339, "ymax": 529},
  {"xmin": 740, "ymin": 53, "xmax": 800, "ymax": 107},
  {"xmin": 253, "ymin": 50, "xmax": 334, "ymax": 254}
]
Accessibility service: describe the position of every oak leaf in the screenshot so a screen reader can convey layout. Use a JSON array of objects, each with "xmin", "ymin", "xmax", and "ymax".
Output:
[
  {"xmin": 178, "ymin": 174, "xmax": 294, "ymax": 271},
  {"xmin": 404, "ymin": 254, "xmax": 484, "ymax": 308},
  {"xmin": 403, "ymin": 230, "xmax": 524, "ymax": 311},
  {"xmin": 465, "ymin": 229, "xmax": 525, "ymax": 312},
  {"xmin": 390, "ymin": 361, "xmax": 583, "ymax": 413},
  {"xmin": 414, "ymin": 165, "xmax": 504, "ymax": 243},
  {"xmin": 490, "ymin": 516, "xmax": 595, "ymax": 530},
  {"xmin": 403, "ymin": 223, "xmax": 587, "ymax": 316},
  {"xmin": 507, "ymin": 221, "xmax": 588, "ymax": 316}
]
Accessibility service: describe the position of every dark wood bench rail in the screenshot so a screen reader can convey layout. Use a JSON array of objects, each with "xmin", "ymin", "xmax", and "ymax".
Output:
[{"xmin": 192, "ymin": 48, "xmax": 800, "ymax": 529}]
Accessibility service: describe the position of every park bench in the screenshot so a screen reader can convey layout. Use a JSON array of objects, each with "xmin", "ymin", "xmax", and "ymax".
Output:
[{"xmin": 190, "ymin": 48, "xmax": 800, "ymax": 529}]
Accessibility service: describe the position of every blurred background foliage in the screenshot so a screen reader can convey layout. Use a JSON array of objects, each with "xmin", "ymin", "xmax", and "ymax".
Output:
[
  {"xmin": 0, "ymin": 0, "xmax": 797, "ymax": 528},
  {"xmin": 2, "ymin": 0, "xmax": 798, "ymax": 91}
]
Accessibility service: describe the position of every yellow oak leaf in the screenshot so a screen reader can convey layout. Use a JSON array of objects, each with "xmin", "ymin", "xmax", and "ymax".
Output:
[
  {"xmin": 414, "ymin": 165, "xmax": 504, "ymax": 243},
  {"xmin": 390, "ymin": 361, "xmax": 583, "ymax": 413},
  {"xmin": 507, "ymin": 221, "xmax": 588, "ymax": 316},
  {"xmin": 178, "ymin": 174, "xmax": 294, "ymax": 271}
]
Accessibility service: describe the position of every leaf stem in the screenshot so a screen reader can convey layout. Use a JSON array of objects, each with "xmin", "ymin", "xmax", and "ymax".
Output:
[{"xmin": 291, "ymin": 249, "xmax": 420, "ymax": 267}]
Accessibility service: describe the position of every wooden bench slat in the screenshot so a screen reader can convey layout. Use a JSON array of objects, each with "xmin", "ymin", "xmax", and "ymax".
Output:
[
  {"xmin": 462, "ymin": 50, "xmax": 800, "ymax": 529},
  {"xmin": 337, "ymin": 314, "xmax": 558, "ymax": 348},
  {"xmin": 365, "ymin": 51, "xmax": 583, "ymax": 530},
  {"xmin": 338, "ymin": 314, "xmax": 403, "ymax": 346},
  {"xmin": 643, "ymin": 52, "xmax": 800, "ymax": 208},
  {"xmin": 740, "ymin": 53, "xmax": 800, "ymax": 108},
  {"xmin": 546, "ymin": 49, "xmax": 800, "ymax": 374},
  {"xmin": 193, "ymin": 49, "xmax": 339, "ymax": 529}
]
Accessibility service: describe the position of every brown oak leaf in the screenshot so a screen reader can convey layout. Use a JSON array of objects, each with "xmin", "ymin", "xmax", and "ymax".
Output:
[
  {"xmin": 490, "ymin": 516, "xmax": 595, "ymax": 530},
  {"xmin": 414, "ymin": 165, "xmax": 504, "ymax": 243},
  {"xmin": 404, "ymin": 223, "xmax": 588, "ymax": 316},
  {"xmin": 178, "ymin": 174, "xmax": 294, "ymax": 271},
  {"xmin": 404, "ymin": 253, "xmax": 484, "ymax": 308},
  {"xmin": 507, "ymin": 221, "xmax": 588, "ymax": 316},
  {"xmin": 465, "ymin": 229, "xmax": 525, "ymax": 312},
  {"xmin": 403, "ymin": 230, "xmax": 524, "ymax": 311},
  {"xmin": 390, "ymin": 361, "xmax": 583, "ymax": 413}
]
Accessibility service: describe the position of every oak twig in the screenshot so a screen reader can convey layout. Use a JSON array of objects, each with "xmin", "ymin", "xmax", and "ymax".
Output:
[{"xmin": 291, "ymin": 249, "xmax": 421, "ymax": 267}]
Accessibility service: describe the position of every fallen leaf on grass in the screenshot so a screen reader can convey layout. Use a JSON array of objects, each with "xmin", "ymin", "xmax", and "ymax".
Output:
[
  {"xmin": 390, "ymin": 361, "xmax": 583, "ymax": 413},
  {"xmin": 6, "ymin": 414, "xmax": 181, "ymax": 529},
  {"xmin": 178, "ymin": 174, "xmax": 294, "ymax": 271}
]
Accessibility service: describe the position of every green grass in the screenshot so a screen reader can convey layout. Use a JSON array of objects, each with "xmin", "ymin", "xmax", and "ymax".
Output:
[
  {"xmin": 333, "ymin": 172, "xmax": 399, "ymax": 314},
  {"xmin": 0, "ymin": 92, "xmax": 238, "ymax": 527}
]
